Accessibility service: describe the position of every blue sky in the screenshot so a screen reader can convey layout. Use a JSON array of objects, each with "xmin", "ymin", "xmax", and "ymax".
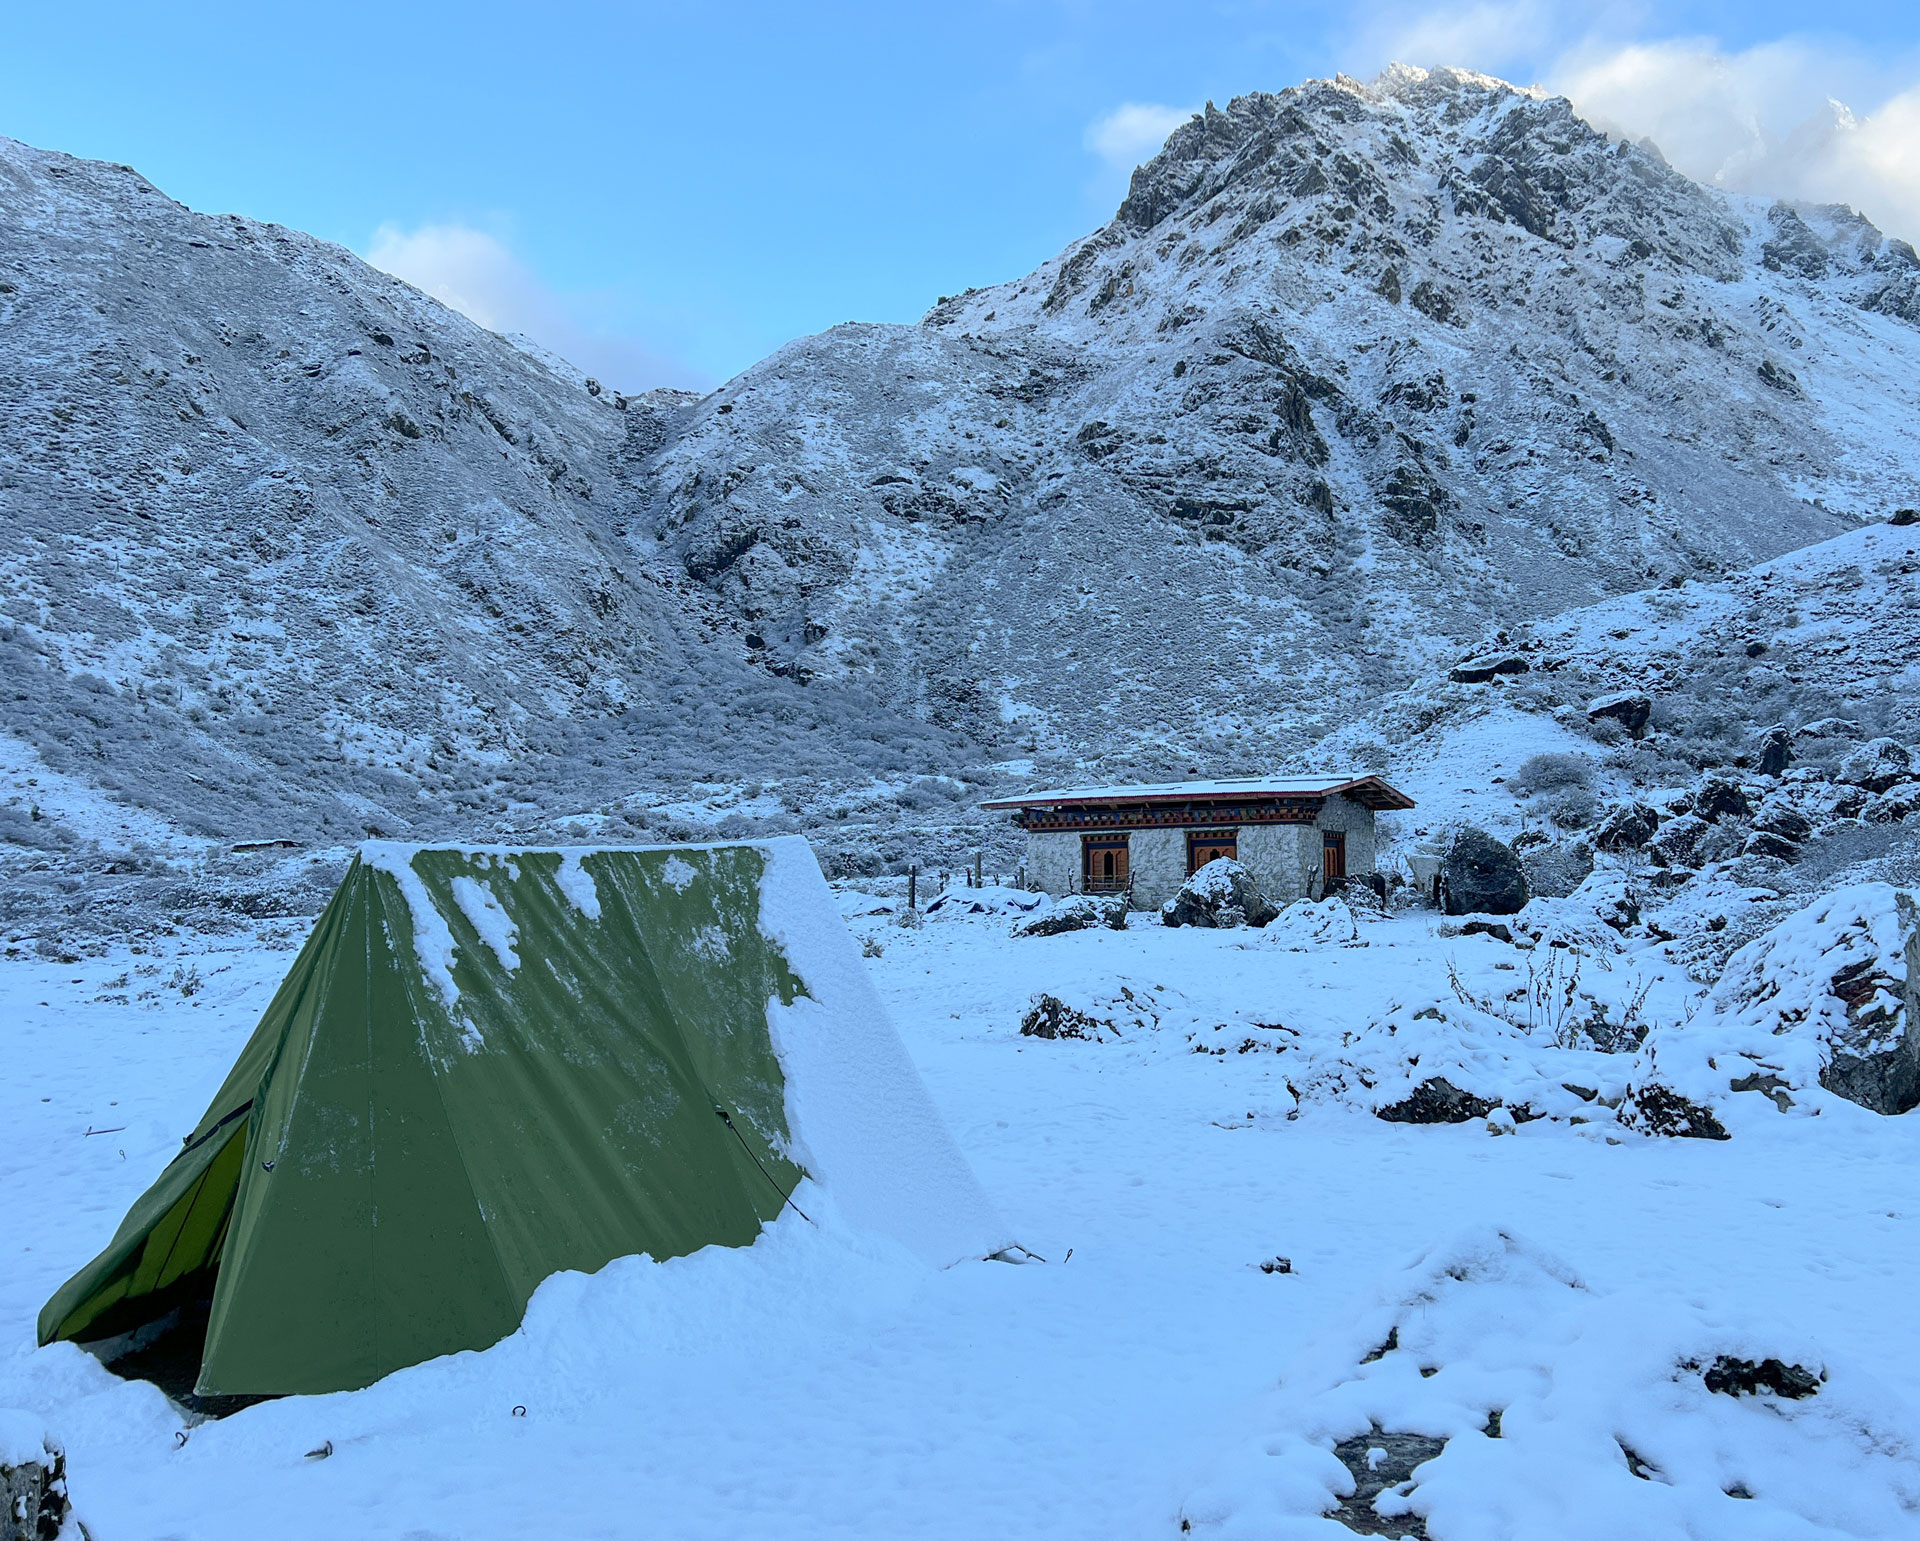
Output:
[{"xmin": 5, "ymin": 2, "xmax": 1919, "ymax": 390}]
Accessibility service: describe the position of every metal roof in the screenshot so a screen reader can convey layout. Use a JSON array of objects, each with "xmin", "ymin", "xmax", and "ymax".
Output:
[{"xmin": 979, "ymin": 774, "xmax": 1415, "ymax": 812}]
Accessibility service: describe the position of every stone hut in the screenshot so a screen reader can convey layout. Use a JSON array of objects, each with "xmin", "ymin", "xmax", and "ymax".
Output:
[{"xmin": 983, "ymin": 775, "xmax": 1415, "ymax": 910}]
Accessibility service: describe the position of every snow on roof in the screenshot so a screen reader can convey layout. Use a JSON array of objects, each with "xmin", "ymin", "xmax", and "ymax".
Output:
[{"xmin": 980, "ymin": 774, "xmax": 1414, "ymax": 811}]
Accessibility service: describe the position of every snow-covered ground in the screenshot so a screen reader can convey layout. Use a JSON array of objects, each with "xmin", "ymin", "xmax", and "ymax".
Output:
[{"xmin": 3, "ymin": 889, "xmax": 1918, "ymax": 1536}]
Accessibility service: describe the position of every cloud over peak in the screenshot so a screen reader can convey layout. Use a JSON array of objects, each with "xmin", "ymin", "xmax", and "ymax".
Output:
[
  {"xmin": 364, "ymin": 222, "xmax": 704, "ymax": 394},
  {"xmin": 1085, "ymin": 102, "xmax": 1196, "ymax": 169}
]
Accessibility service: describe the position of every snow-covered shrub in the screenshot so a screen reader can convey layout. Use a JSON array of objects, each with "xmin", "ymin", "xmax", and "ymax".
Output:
[
  {"xmin": 1543, "ymin": 786, "xmax": 1599, "ymax": 829},
  {"xmin": 1508, "ymin": 752, "xmax": 1593, "ymax": 796},
  {"xmin": 1266, "ymin": 896, "xmax": 1360, "ymax": 949},
  {"xmin": 1520, "ymin": 839, "xmax": 1595, "ymax": 898}
]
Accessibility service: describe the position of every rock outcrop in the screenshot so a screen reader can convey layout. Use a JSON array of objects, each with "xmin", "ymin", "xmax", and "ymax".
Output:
[{"xmin": 1441, "ymin": 827, "xmax": 1529, "ymax": 915}]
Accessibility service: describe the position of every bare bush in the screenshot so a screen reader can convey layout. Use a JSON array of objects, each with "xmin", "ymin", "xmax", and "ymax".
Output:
[{"xmin": 1509, "ymin": 753, "xmax": 1594, "ymax": 796}]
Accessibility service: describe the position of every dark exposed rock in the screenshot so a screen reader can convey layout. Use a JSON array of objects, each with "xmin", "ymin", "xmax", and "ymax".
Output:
[
  {"xmin": 1162, "ymin": 858, "xmax": 1278, "ymax": 928},
  {"xmin": 1761, "ymin": 203, "xmax": 1830, "ymax": 279},
  {"xmin": 1408, "ymin": 279, "xmax": 1457, "ymax": 325},
  {"xmin": 1327, "ymin": 1427, "xmax": 1445, "ymax": 1535},
  {"xmin": 1594, "ymin": 801, "xmax": 1660, "ymax": 851},
  {"xmin": 0, "ymin": 1440, "xmax": 67, "ymax": 1541},
  {"xmin": 1586, "ymin": 691, "xmax": 1652, "ymax": 737},
  {"xmin": 1755, "ymin": 724, "xmax": 1792, "ymax": 776},
  {"xmin": 1441, "ymin": 827, "xmax": 1529, "ymax": 915},
  {"xmin": 1459, "ymin": 920, "xmax": 1514, "ymax": 942},
  {"xmin": 1018, "ymin": 993, "xmax": 1115, "ymax": 1040},
  {"xmin": 1743, "ymin": 830, "xmax": 1800, "ymax": 861},
  {"xmin": 1448, "ymin": 654, "xmax": 1529, "ymax": 683},
  {"xmin": 1754, "ymin": 803, "xmax": 1813, "ymax": 843},
  {"xmin": 1701, "ymin": 1355, "xmax": 1821, "ymax": 1400},
  {"xmin": 1864, "ymin": 786, "xmax": 1920, "ymax": 824},
  {"xmin": 1692, "ymin": 776, "xmax": 1752, "ymax": 823},
  {"xmin": 1623, "ymin": 1082, "xmax": 1731, "ymax": 1139},
  {"xmin": 1377, "ymin": 1077, "xmax": 1496, "ymax": 1123},
  {"xmin": 1891, "ymin": 507, "xmax": 1920, "ymax": 526},
  {"xmin": 1714, "ymin": 885, "xmax": 1920, "ymax": 1116},
  {"xmin": 1822, "ymin": 923, "xmax": 1920, "ymax": 1114}
]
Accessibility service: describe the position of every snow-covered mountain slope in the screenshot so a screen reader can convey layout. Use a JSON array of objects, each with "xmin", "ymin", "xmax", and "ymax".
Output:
[
  {"xmin": 645, "ymin": 66, "xmax": 1920, "ymax": 772},
  {"xmin": 7, "ymin": 64, "xmax": 1920, "ymax": 943},
  {"xmin": 1344, "ymin": 516, "xmax": 1920, "ymax": 814},
  {"xmin": 0, "ymin": 136, "xmax": 972, "ymax": 900}
]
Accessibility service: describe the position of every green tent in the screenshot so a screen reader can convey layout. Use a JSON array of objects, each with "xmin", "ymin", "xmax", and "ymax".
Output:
[{"xmin": 39, "ymin": 838, "xmax": 1004, "ymax": 1396}]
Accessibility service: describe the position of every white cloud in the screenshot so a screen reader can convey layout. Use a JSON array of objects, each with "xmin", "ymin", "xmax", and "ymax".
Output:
[
  {"xmin": 1553, "ymin": 38, "xmax": 1920, "ymax": 245},
  {"xmin": 1085, "ymin": 102, "xmax": 1197, "ymax": 168},
  {"xmin": 1361, "ymin": 0, "xmax": 1560, "ymax": 82},
  {"xmin": 363, "ymin": 222, "xmax": 702, "ymax": 393}
]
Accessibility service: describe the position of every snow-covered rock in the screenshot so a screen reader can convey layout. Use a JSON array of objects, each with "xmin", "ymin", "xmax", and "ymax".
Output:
[
  {"xmin": 1639, "ymin": 883, "xmax": 1920, "ymax": 1118},
  {"xmin": 1297, "ymin": 999, "xmax": 1626, "ymax": 1125},
  {"xmin": 0, "ymin": 1411, "xmax": 65, "ymax": 1541},
  {"xmin": 1161, "ymin": 859, "xmax": 1277, "ymax": 929},
  {"xmin": 1839, "ymin": 739, "xmax": 1914, "ymax": 793},
  {"xmin": 1010, "ymin": 893, "xmax": 1124, "ymax": 938},
  {"xmin": 1587, "ymin": 691, "xmax": 1653, "ymax": 738}
]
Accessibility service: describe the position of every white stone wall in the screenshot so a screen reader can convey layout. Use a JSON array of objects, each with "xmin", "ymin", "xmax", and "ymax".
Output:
[
  {"xmin": 1238, "ymin": 823, "xmax": 1310, "ymax": 905},
  {"xmin": 1024, "ymin": 831, "xmax": 1081, "ymax": 896},
  {"xmin": 1128, "ymin": 828, "xmax": 1187, "ymax": 909}
]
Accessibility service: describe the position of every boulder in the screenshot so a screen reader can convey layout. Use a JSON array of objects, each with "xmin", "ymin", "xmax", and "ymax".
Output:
[
  {"xmin": 1621, "ymin": 1082, "xmax": 1731, "ymax": 1139},
  {"xmin": 1011, "ymin": 893, "xmax": 1123, "ymax": 937},
  {"xmin": 1743, "ymin": 831, "xmax": 1800, "ymax": 862},
  {"xmin": 1440, "ymin": 827, "xmax": 1530, "ymax": 916},
  {"xmin": 1710, "ymin": 883, "xmax": 1920, "ymax": 1115},
  {"xmin": 1754, "ymin": 801, "xmax": 1813, "ymax": 843},
  {"xmin": 1376, "ymin": 1076, "xmax": 1498, "ymax": 1123},
  {"xmin": 1587, "ymin": 690, "xmax": 1652, "ymax": 737},
  {"xmin": 1160, "ymin": 858, "xmax": 1278, "ymax": 929},
  {"xmin": 0, "ymin": 1418, "xmax": 66, "ymax": 1541},
  {"xmin": 1839, "ymin": 737, "xmax": 1913, "ymax": 793},
  {"xmin": 1449, "ymin": 653, "xmax": 1530, "ymax": 684},
  {"xmin": 1863, "ymin": 786, "xmax": 1920, "ymax": 825},
  {"xmin": 1692, "ymin": 776, "xmax": 1752, "ymax": 823},
  {"xmin": 1755, "ymin": 724, "xmax": 1792, "ymax": 777},
  {"xmin": 1593, "ymin": 801, "xmax": 1660, "ymax": 852},
  {"xmin": 1649, "ymin": 813, "xmax": 1711, "ymax": 868}
]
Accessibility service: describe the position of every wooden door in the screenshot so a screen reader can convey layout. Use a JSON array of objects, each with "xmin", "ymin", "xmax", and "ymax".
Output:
[{"xmin": 1322, "ymin": 831, "xmax": 1347, "ymax": 884}]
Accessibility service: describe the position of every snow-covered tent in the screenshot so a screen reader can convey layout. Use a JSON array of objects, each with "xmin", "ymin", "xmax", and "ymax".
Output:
[{"xmin": 39, "ymin": 838, "xmax": 1008, "ymax": 1396}]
